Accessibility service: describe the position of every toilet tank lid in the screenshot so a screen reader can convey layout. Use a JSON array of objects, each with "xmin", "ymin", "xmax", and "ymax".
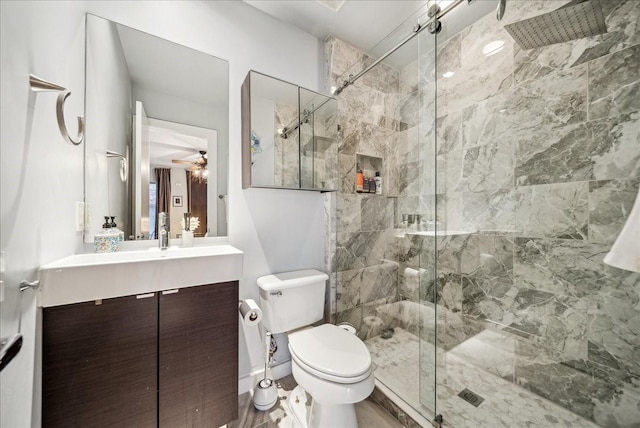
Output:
[{"xmin": 257, "ymin": 269, "xmax": 329, "ymax": 291}]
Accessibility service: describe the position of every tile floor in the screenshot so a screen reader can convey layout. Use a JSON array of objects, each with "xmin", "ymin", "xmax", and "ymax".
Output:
[
  {"xmin": 224, "ymin": 375, "xmax": 404, "ymax": 428},
  {"xmin": 365, "ymin": 328, "xmax": 597, "ymax": 428}
]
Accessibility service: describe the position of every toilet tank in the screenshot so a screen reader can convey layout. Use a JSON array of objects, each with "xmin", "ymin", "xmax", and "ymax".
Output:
[{"xmin": 257, "ymin": 269, "xmax": 328, "ymax": 334}]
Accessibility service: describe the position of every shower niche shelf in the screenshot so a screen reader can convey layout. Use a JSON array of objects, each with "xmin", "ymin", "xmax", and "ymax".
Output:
[{"xmin": 356, "ymin": 153, "xmax": 383, "ymax": 195}]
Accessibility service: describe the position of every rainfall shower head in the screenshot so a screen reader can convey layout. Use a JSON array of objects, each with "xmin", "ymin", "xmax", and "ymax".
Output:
[{"xmin": 504, "ymin": 0, "xmax": 607, "ymax": 50}]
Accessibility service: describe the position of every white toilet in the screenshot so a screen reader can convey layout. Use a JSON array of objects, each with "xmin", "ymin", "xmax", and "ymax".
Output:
[{"xmin": 257, "ymin": 269, "xmax": 375, "ymax": 428}]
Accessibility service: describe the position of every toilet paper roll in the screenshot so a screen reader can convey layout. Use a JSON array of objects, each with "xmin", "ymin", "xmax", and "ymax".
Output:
[
  {"xmin": 239, "ymin": 299, "xmax": 263, "ymax": 326},
  {"xmin": 337, "ymin": 322, "xmax": 357, "ymax": 335}
]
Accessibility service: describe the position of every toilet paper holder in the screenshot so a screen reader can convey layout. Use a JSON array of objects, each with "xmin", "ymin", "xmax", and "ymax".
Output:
[{"xmin": 238, "ymin": 299, "xmax": 263, "ymax": 326}]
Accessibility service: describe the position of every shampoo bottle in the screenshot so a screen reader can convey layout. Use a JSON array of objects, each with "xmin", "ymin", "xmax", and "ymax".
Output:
[{"xmin": 375, "ymin": 172, "xmax": 382, "ymax": 195}]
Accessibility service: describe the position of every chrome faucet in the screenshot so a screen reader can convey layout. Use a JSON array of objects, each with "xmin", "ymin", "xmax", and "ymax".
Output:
[{"xmin": 158, "ymin": 212, "xmax": 169, "ymax": 249}]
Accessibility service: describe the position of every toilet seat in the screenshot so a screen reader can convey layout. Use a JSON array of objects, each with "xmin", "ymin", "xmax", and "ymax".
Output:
[{"xmin": 288, "ymin": 324, "xmax": 372, "ymax": 384}]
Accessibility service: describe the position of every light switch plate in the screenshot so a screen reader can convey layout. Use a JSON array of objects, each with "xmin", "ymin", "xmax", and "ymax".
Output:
[
  {"xmin": 84, "ymin": 203, "xmax": 91, "ymax": 232},
  {"xmin": 75, "ymin": 201, "xmax": 85, "ymax": 232}
]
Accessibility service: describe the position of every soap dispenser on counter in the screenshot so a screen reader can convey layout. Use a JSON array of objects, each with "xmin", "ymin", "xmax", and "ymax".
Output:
[
  {"xmin": 94, "ymin": 216, "xmax": 120, "ymax": 253},
  {"xmin": 109, "ymin": 216, "xmax": 124, "ymax": 242}
]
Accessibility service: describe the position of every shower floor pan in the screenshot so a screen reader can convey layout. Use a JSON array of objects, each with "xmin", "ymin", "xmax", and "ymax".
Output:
[{"xmin": 365, "ymin": 328, "xmax": 598, "ymax": 428}]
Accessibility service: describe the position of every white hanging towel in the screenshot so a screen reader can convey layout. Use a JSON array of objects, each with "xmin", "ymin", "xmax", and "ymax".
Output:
[{"xmin": 604, "ymin": 185, "xmax": 640, "ymax": 273}]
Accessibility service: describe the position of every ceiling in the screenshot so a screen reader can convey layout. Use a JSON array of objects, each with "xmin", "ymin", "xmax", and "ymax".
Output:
[
  {"xmin": 244, "ymin": 0, "xmax": 496, "ymax": 69},
  {"xmin": 244, "ymin": 0, "xmax": 427, "ymax": 54}
]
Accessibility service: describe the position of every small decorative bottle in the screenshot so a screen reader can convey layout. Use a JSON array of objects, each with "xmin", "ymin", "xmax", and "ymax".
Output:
[{"xmin": 182, "ymin": 212, "xmax": 194, "ymax": 247}]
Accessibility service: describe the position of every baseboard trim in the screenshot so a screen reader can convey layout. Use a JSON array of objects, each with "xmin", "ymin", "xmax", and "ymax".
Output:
[{"xmin": 238, "ymin": 361, "xmax": 292, "ymax": 395}]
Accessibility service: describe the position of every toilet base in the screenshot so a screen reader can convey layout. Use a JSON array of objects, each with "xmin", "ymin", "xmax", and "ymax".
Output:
[{"xmin": 289, "ymin": 385, "xmax": 358, "ymax": 428}]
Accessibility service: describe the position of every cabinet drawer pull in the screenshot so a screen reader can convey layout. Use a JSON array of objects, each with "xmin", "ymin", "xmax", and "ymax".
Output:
[
  {"xmin": 136, "ymin": 293, "xmax": 155, "ymax": 299},
  {"xmin": 162, "ymin": 289, "xmax": 179, "ymax": 295}
]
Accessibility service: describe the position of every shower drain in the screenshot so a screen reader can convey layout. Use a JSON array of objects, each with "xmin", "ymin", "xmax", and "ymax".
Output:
[{"xmin": 458, "ymin": 388, "xmax": 484, "ymax": 407}]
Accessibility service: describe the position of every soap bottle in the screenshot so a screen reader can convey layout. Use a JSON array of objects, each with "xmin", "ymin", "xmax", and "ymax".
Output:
[
  {"xmin": 94, "ymin": 216, "xmax": 119, "ymax": 253},
  {"xmin": 356, "ymin": 164, "xmax": 364, "ymax": 192},
  {"xmin": 110, "ymin": 216, "xmax": 125, "ymax": 242},
  {"xmin": 374, "ymin": 172, "xmax": 382, "ymax": 195}
]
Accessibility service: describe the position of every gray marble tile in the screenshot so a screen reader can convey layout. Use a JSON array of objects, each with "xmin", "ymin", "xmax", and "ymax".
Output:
[
  {"xmin": 399, "ymin": 59, "xmax": 418, "ymax": 96},
  {"xmin": 508, "ymin": 63, "xmax": 588, "ymax": 129},
  {"xmin": 460, "ymin": 189, "xmax": 516, "ymax": 233},
  {"xmin": 336, "ymin": 268, "xmax": 361, "ymax": 312},
  {"xmin": 589, "ymin": 44, "xmax": 640, "ymax": 120},
  {"xmin": 335, "ymin": 232, "xmax": 366, "ymax": 272},
  {"xmin": 458, "ymin": 139, "xmax": 514, "ymax": 193},
  {"xmin": 460, "ymin": 234, "xmax": 514, "ymax": 289},
  {"xmin": 337, "ymin": 231, "xmax": 395, "ymax": 271},
  {"xmin": 436, "ymin": 33, "xmax": 461, "ymax": 78},
  {"xmin": 338, "ymin": 154, "xmax": 356, "ymax": 193},
  {"xmin": 337, "ymin": 193, "xmax": 360, "ymax": 233},
  {"xmin": 360, "ymin": 262, "xmax": 398, "ymax": 305},
  {"xmin": 335, "ymin": 306, "xmax": 363, "ymax": 335},
  {"xmin": 437, "ymin": 7, "xmax": 514, "ymax": 116},
  {"xmin": 590, "ymin": 111, "xmax": 640, "ymax": 181},
  {"xmin": 514, "ymin": 182, "xmax": 589, "ymax": 239},
  {"xmin": 398, "ymin": 160, "xmax": 421, "ymax": 197},
  {"xmin": 516, "ymin": 112, "xmax": 640, "ymax": 185},
  {"xmin": 515, "ymin": 122, "xmax": 594, "ymax": 186},
  {"xmin": 589, "ymin": 178, "xmax": 640, "ymax": 243},
  {"xmin": 514, "ymin": 236, "xmax": 637, "ymax": 298},
  {"xmin": 436, "ymin": 110, "xmax": 462, "ymax": 155},
  {"xmin": 325, "ymin": 36, "xmax": 365, "ymax": 81},
  {"xmin": 398, "ymin": 90, "xmax": 419, "ymax": 128},
  {"xmin": 361, "ymin": 195, "xmax": 388, "ymax": 231}
]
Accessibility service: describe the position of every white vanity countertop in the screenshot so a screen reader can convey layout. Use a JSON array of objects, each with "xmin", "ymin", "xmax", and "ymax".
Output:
[{"xmin": 38, "ymin": 245, "xmax": 243, "ymax": 307}]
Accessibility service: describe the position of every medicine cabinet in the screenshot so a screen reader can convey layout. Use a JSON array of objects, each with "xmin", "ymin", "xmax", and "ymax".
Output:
[{"xmin": 241, "ymin": 71, "xmax": 338, "ymax": 191}]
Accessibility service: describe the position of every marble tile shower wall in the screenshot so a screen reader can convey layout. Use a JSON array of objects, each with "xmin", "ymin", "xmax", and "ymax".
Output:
[
  {"xmin": 414, "ymin": 1, "xmax": 639, "ymax": 426},
  {"xmin": 325, "ymin": 35, "xmax": 412, "ymax": 339},
  {"xmin": 327, "ymin": 0, "xmax": 640, "ymax": 425}
]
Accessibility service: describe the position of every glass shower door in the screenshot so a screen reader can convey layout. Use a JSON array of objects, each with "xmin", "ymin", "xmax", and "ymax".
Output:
[
  {"xmin": 425, "ymin": 1, "xmax": 640, "ymax": 427},
  {"xmin": 416, "ymin": 19, "xmax": 439, "ymax": 420}
]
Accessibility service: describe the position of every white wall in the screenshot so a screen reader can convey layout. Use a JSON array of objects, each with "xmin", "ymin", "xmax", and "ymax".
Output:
[
  {"xmin": 0, "ymin": 1, "xmax": 324, "ymax": 426},
  {"xmin": 169, "ymin": 167, "xmax": 188, "ymax": 238},
  {"xmin": 85, "ymin": 15, "xmax": 133, "ymax": 240}
]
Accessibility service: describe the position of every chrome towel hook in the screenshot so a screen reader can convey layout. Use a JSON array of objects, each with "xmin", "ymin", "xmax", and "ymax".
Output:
[
  {"xmin": 19, "ymin": 280, "xmax": 40, "ymax": 292},
  {"xmin": 29, "ymin": 74, "xmax": 85, "ymax": 146}
]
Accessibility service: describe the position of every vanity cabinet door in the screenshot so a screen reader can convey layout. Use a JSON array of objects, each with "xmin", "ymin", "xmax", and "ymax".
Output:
[
  {"xmin": 43, "ymin": 294, "xmax": 158, "ymax": 428},
  {"xmin": 158, "ymin": 281, "xmax": 238, "ymax": 427}
]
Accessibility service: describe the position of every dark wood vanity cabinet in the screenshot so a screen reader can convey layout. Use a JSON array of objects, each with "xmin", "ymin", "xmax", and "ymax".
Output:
[
  {"xmin": 43, "ymin": 294, "xmax": 158, "ymax": 427},
  {"xmin": 43, "ymin": 281, "xmax": 239, "ymax": 428},
  {"xmin": 159, "ymin": 281, "xmax": 239, "ymax": 427}
]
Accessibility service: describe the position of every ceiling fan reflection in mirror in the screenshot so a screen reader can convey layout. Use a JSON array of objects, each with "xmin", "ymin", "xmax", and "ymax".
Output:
[{"xmin": 172, "ymin": 150, "xmax": 208, "ymax": 182}]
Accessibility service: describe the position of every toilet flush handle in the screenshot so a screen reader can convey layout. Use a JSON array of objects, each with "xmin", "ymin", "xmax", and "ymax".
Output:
[{"xmin": 270, "ymin": 291, "xmax": 282, "ymax": 297}]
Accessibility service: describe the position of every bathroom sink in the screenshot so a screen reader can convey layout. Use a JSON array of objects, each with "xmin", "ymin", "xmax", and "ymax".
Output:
[{"xmin": 38, "ymin": 245, "xmax": 243, "ymax": 307}]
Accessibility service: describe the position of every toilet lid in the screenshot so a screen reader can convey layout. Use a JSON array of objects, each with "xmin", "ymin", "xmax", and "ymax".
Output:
[{"xmin": 288, "ymin": 324, "xmax": 371, "ymax": 378}]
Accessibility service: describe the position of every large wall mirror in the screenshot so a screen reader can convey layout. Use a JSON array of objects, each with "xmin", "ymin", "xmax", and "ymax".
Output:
[
  {"xmin": 241, "ymin": 71, "xmax": 338, "ymax": 191},
  {"xmin": 85, "ymin": 14, "xmax": 229, "ymax": 242}
]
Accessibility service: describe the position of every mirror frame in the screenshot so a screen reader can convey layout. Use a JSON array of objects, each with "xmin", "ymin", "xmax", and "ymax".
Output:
[{"xmin": 241, "ymin": 70, "xmax": 338, "ymax": 192}]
